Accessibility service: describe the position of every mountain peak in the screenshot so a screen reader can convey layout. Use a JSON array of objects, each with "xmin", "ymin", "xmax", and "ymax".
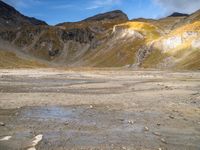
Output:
[
  {"xmin": 83, "ymin": 10, "xmax": 129, "ymax": 21},
  {"xmin": 0, "ymin": 1, "xmax": 47, "ymax": 29},
  {"xmin": 168, "ymin": 12, "xmax": 189, "ymax": 17}
]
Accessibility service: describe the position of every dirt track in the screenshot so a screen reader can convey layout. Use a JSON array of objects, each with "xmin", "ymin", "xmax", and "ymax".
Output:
[{"xmin": 0, "ymin": 69, "xmax": 200, "ymax": 150}]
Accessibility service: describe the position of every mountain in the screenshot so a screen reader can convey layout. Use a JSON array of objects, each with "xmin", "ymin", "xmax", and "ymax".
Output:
[
  {"xmin": 0, "ymin": 1, "xmax": 199, "ymax": 70},
  {"xmin": 168, "ymin": 12, "xmax": 189, "ymax": 17},
  {"xmin": 82, "ymin": 10, "xmax": 128, "ymax": 21},
  {"xmin": 0, "ymin": 1, "xmax": 47, "ymax": 30}
]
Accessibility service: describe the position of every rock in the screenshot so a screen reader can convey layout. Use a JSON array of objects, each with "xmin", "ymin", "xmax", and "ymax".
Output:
[
  {"xmin": 0, "ymin": 136, "xmax": 12, "ymax": 141},
  {"xmin": 157, "ymin": 123, "xmax": 161, "ymax": 126},
  {"xmin": 0, "ymin": 122, "xmax": 5, "ymax": 126},
  {"xmin": 160, "ymin": 138, "xmax": 167, "ymax": 144},
  {"xmin": 169, "ymin": 115, "xmax": 175, "ymax": 119},
  {"xmin": 153, "ymin": 132, "xmax": 161, "ymax": 136},
  {"xmin": 172, "ymin": 110, "xmax": 179, "ymax": 112},
  {"xmin": 144, "ymin": 127, "xmax": 149, "ymax": 131},
  {"xmin": 122, "ymin": 146, "xmax": 126, "ymax": 150},
  {"xmin": 118, "ymin": 118, "xmax": 124, "ymax": 122},
  {"xmin": 89, "ymin": 105, "xmax": 93, "ymax": 109},
  {"xmin": 163, "ymin": 36, "xmax": 182, "ymax": 52},
  {"xmin": 183, "ymin": 118, "xmax": 188, "ymax": 121},
  {"xmin": 191, "ymin": 92, "xmax": 199, "ymax": 95},
  {"xmin": 27, "ymin": 134, "xmax": 43, "ymax": 150},
  {"xmin": 128, "ymin": 120, "xmax": 134, "ymax": 124},
  {"xmin": 192, "ymin": 38, "xmax": 200, "ymax": 49},
  {"xmin": 64, "ymin": 121, "xmax": 69, "ymax": 125},
  {"xmin": 158, "ymin": 148, "xmax": 162, "ymax": 150}
]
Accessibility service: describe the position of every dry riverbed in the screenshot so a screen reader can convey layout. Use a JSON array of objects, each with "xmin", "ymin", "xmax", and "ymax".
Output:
[{"xmin": 0, "ymin": 69, "xmax": 200, "ymax": 150}]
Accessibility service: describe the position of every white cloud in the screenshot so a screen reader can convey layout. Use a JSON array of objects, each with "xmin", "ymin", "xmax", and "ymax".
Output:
[
  {"xmin": 153, "ymin": 0, "xmax": 200, "ymax": 15},
  {"xmin": 86, "ymin": 0, "xmax": 122, "ymax": 10}
]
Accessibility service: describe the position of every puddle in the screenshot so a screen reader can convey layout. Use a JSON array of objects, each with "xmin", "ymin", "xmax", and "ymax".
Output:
[{"xmin": 20, "ymin": 106, "xmax": 83, "ymax": 122}]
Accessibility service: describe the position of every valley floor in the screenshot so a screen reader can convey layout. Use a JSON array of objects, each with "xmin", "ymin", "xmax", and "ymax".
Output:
[{"xmin": 0, "ymin": 69, "xmax": 200, "ymax": 150}]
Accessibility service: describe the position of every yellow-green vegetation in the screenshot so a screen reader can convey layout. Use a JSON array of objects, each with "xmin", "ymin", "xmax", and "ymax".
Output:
[
  {"xmin": 142, "ymin": 49, "xmax": 169, "ymax": 68},
  {"xmin": 0, "ymin": 50, "xmax": 46, "ymax": 68},
  {"xmin": 170, "ymin": 21, "xmax": 200, "ymax": 35},
  {"xmin": 141, "ymin": 20, "xmax": 200, "ymax": 70},
  {"xmin": 176, "ymin": 49, "xmax": 200, "ymax": 70},
  {"xmin": 115, "ymin": 21, "xmax": 162, "ymax": 42},
  {"xmin": 85, "ymin": 39, "xmax": 143, "ymax": 67},
  {"xmin": 61, "ymin": 20, "xmax": 126, "ymax": 30},
  {"xmin": 153, "ymin": 17, "xmax": 185, "ymax": 31}
]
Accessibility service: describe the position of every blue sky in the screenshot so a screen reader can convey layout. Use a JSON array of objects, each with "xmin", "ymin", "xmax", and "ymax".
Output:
[{"xmin": 3, "ymin": 0, "xmax": 200, "ymax": 25}]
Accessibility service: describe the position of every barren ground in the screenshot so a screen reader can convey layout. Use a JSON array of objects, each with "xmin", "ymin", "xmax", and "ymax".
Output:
[{"xmin": 0, "ymin": 69, "xmax": 200, "ymax": 150}]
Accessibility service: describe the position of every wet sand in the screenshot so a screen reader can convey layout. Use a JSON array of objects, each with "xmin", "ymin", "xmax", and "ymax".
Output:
[{"xmin": 0, "ymin": 69, "xmax": 200, "ymax": 150}]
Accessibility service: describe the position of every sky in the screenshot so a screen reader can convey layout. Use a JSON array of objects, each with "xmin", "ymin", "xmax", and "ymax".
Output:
[{"xmin": 2, "ymin": 0, "xmax": 200, "ymax": 25}]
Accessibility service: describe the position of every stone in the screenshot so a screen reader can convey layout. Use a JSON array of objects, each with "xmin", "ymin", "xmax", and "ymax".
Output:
[
  {"xmin": 153, "ymin": 132, "xmax": 161, "ymax": 136},
  {"xmin": 0, "ymin": 122, "xmax": 5, "ymax": 126},
  {"xmin": 128, "ymin": 120, "xmax": 134, "ymax": 124},
  {"xmin": 169, "ymin": 115, "xmax": 175, "ymax": 119},
  {"xmin": 160, "ymin": 138, "xmax": 167, "ymax": 144},
  {"xmin": 144, "ymin": 127, "xmax": 149, "ymax": 131}
]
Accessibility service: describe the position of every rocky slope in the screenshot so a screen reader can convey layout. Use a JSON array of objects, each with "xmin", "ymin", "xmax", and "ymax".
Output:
[{"xmin": 0, "ymin": 1, "xmax": 199, "ymax": 70}]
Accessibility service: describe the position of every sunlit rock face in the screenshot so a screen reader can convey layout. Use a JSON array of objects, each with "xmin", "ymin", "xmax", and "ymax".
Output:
[
  {"xmin": 161, "ymin": 31, "xmax": 199, "ymax": 52},
  {"xmin": 192, "ymin": 38, "xmax": 200, "ymax": 49},
  {"xmin": 112, "ymin": 25, "xmax": 144, "ymax": 40},
  {"xmin": 182, "ymin": 31, "xmax": 198, "ymax": 39},
  {"xmin": 162, "ymin": 36, "xmax": 183, "ymax": 51}
]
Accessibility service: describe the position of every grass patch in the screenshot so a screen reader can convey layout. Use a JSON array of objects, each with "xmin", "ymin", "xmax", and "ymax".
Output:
[
  {"xmin": 142, "ymin": 49, "xmax": 169, "ymax": 68},
  {"xmin": 0, "ymin": 50, "xmax": 46, "ymax": 68}
]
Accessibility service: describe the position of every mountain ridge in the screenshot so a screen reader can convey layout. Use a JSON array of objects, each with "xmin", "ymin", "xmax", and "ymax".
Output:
[
  {"xmin": 0, "ymin": 1, "xmax": 47, "ymax": 30},
  {"xmin": 0, "ymin": 1, "xmax": 200, "ymax": 70}
]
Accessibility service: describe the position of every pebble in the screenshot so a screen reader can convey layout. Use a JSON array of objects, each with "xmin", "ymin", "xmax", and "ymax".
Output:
[
  {"xmin": 0, "ymin": 122, "xmax": 5, "ymax": 126},
  {"xmin": 128, "ymin": 120, "xmax": 134, "ymax": 124},
  {"xmin": 153, "ymin": 132, "xmax": 161, "ymax": 136},
  {"xmin": 144, "ymin": 127, "xmax": 149, "ymax": 131},
  {"xmin": 160, "ymin": 138, "xmax": 167, "ymax": 144},
  {"xmin": 89, "ymin": 105, "xmax": 93, "ymax": 109},
  {"xmin": 169, "ymin": 115, "xmax": 175, "ymax": 119},
  {"xmin": 191, "ymin": 93, "xmax": 199, "ymax": 95},
  {"xmin": 158, "ymin": 148, "xmax": 162, "ymax": 150},
  {"xmin": 0, "ymin": 136, "xmax": 12, "ymax": 141},
  {"xmin": 64, "ymin": 121, "xmax": 69, "ymax": 125},
  {"xmin": 119, "ymin": 118, "xmax": 124, "ymax": 121},
  {"xmin": 172, "ymin": 109, "xmax": 179, "ymax": 112},
  {"xmin": 122, "ymin": 146, "xmax": 126, "ymax": 150},
  {"xmin": 157, "ymin": 123, "xmax": 161, "ymax": 126},
  {"xmin": 27, "ymin": 134, "xmax": 43, "ymax": 150}
]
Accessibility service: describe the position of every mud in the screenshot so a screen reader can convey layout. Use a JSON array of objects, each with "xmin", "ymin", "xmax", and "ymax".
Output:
[{"xmin": 0, "ymin": 69, "xmax": 200, "ymax": 150}]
